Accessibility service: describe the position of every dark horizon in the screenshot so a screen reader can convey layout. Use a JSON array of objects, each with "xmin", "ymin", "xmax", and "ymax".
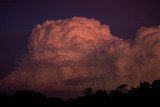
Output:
[{"xmin": 1, "ymin": 78, "xmax": 160, "ymax": 107}]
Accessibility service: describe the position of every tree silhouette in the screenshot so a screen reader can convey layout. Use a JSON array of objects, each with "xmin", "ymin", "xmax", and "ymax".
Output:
[
  {"xmin": 83, "ymin": 87, "xmax": 93, "ymax": 96},
  {"xmin": 116, "ymin": 84, "xmax": 128, "ymax": 93},
  {"xmin": 139, "ymin": 81, "xmax": 151, "ymax": 88},
  {"xmin": 94, "ymin": 89, "xmax": 108, "ymax": 97},
  {"xmin": 13, "ymin": 90, "xmax": 47, "ymax": 107},
  {"xmin": 151, "ymin": 79, "xmax": 160, "ymax": 90},
  {"xmin": 1, "ymin": 79, "xmax": 160, "ymax": 107}
]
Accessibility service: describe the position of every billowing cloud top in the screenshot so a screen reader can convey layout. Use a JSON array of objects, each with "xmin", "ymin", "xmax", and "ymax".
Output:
[
  {"xmin": 0, "ymin": 17, "xmax": 160, "ymax": 97},
  {"xmin": 28, "ymin": 17, "xmax": 112, "ymax": 62}
]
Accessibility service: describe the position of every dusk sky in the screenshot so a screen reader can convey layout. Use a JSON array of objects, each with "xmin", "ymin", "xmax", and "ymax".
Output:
[{"xmin": 0, "ymin": 0, "xmax": 160, "ymax": 97}]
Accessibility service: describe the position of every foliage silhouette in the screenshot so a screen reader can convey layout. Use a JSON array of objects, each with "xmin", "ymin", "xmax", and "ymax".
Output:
[
  {"xmin": 83, "ymin": 87, "xmax": 93, "ymax": 96},
  {"xmin": 116, "ymin": 84, "xmax": 128, "ymax": 93},
  {"xmin": 1, "ymin": 79, "xmax": 160, "ymax": 107}
]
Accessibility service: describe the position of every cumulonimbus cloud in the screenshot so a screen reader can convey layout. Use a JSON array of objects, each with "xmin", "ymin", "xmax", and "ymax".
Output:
[{"xmin": 0, "ymin": 17, "xmax": 160, "ymax": 96}]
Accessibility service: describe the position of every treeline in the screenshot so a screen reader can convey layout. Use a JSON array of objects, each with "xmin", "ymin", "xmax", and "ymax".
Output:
[{"xmin": 1, "ymin": 79, "xmax": 160, "ymax": 107}]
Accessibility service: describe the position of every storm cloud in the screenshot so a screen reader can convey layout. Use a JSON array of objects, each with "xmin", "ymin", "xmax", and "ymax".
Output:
[{"xmin": 0, "ymin": 17, "xmax": 160, "ymax": 96}]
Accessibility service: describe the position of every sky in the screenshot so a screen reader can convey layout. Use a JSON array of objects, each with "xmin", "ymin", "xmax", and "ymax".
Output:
[{"xmin": 0, "ymin": 0, "xmax": 160, "ymax": 95}]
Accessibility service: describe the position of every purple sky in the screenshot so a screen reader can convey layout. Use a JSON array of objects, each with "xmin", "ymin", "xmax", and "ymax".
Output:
[{"xmin": 0, "ymin": 0, "xmax": 160, "ymax": 78}]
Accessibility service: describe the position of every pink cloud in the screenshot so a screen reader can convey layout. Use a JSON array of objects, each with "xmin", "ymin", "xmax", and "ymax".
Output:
[{"xmin": 0, "ymin": 17, "xmax": 160, "ymax": 97}]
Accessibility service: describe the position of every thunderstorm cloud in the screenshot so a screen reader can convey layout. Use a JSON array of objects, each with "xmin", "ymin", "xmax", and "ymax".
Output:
[{"xmin": 0, "ymin": 17, "xmax": 160, "ymax": 96}]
